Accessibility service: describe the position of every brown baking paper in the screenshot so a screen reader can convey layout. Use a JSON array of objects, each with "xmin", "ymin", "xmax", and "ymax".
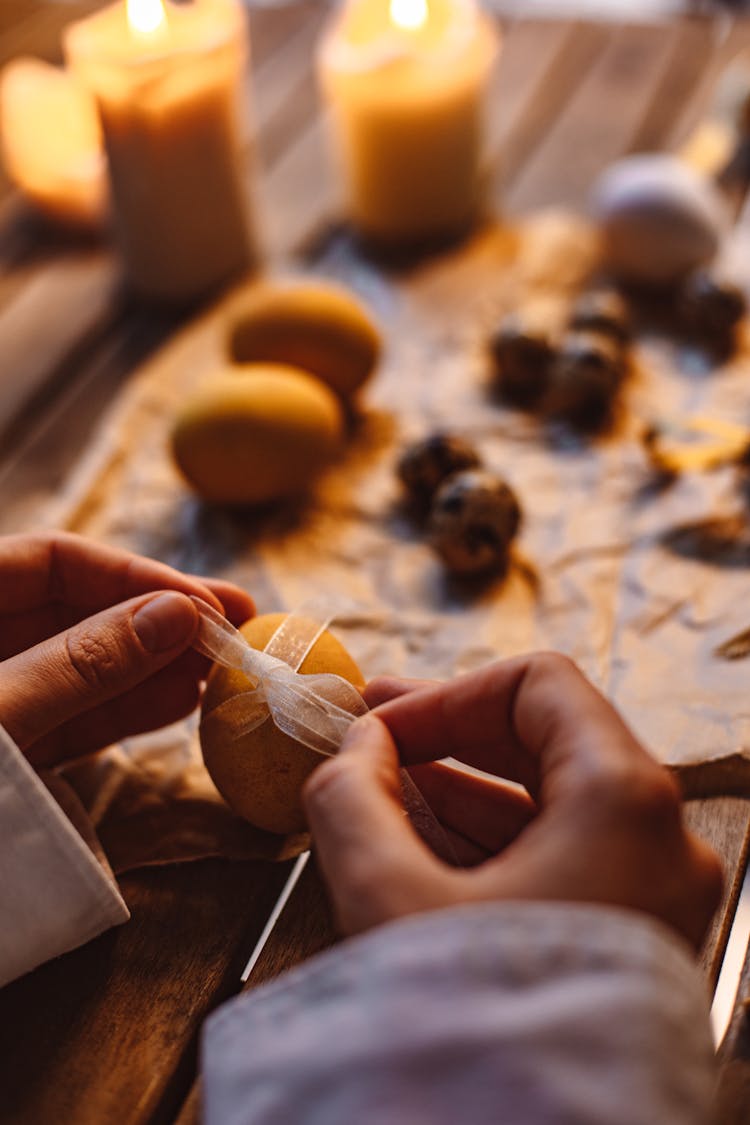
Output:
[{"xmin": 43, "ymin": 209, "xmax": 750, "ymax": 871}]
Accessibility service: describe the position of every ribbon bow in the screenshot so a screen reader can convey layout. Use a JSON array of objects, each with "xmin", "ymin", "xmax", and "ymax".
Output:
[
  {"xmin": 191, "ymin": 597, "xmax": 369, "ymax": 757},
  {"xmin": 192, "ymin": 596, "xmax": 458, "ymax": 865}
]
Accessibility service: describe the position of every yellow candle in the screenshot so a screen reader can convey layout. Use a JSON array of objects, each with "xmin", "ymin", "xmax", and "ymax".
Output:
[
  {"xmin": 317, "ymin": 0, "xmax": 499, "ymax": 247},
  {"xmin": 64, "ymin": 0, "xmax": 253, "ymax": 304},
  {"xmin": 0, "ymin": 58, "xmax": 108, "ymax": 230}
]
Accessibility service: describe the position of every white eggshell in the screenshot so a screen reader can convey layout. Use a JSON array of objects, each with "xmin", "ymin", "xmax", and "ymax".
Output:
[{"xmin": 591, "ymin": 155, "xmax": 728, "ymax": 285}]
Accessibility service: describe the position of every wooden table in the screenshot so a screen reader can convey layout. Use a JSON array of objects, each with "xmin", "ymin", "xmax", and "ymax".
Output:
[{"xmin": 2, "ymin": 3, "xmax": 750, "ymax": 1122}]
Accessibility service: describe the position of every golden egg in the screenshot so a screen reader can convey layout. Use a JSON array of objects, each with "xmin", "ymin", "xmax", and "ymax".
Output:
[
  {"xmin": 170, "ymin": 364, "xmax": 345, "ymax": 505},
  {"xmin": 200, "ymin": 613, "xmax": 365, "ymax": 834},
  {"xmin": 228, "ymin": 281, "xmax": 381, "ymax": 399}
]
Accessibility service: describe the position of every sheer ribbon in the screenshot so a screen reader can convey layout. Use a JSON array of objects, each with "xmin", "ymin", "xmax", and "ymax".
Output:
[
  {"xmin": 192, "ymin": 597, "xmax": 368, "ymax": 756},
  {"xmin": 192, "ymin": 597, "xmax": 457, "ymax": 864}
]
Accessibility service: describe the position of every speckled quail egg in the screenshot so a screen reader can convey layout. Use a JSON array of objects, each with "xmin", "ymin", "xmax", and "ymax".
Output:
[{"xmin": 428, "ymin": 470, "xmax": 521, "ymax": 576}]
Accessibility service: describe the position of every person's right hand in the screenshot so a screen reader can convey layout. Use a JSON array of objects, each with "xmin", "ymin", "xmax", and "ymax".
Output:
[{"xmin": 304, "ymin": 654, "xmax": 723, "ymax": 951}]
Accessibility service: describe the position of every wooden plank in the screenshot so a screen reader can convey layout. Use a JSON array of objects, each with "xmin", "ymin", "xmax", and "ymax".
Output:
[
  {"xmin": 0, "ymin": 3, "xmax": 47, "ymax": 38},
  {"xmin": 627, "ymin": 17, "xmax": 725, "ymax": 153},
  {"xmin": 247, "ymin": 0, "xmax": 325, "ymax": 70},
  {"xmin": 504, "ymin": 22, "xmax": 689, "ymax": 212},
  {"xmin": 0, "ymin": 859, "xmax": 295, "ymax": 1125},
  {"xmin": 0, "ymin": 251, "xmax": 119, "ymax": 435},
  {"xmin": 490, "ymin": 20, "xmax": 612, "ymax": 198},
  {"xmin": 256, "ymin": 114, "xmax": 334, "ymax": 259},
  {"xmin": 0, "ymin": 0, "xmax": 102, "ymax": 67},
  {"xmin": 0, "ymin": 300, "xmax": 191, "ymax": 534},
  {"xmin": 253, "ymin": 5, "xmax": 332, "ymax": 170},
  {"xmin": 665, "ymin": 17, "xmax": 750, "ymax": 152}
]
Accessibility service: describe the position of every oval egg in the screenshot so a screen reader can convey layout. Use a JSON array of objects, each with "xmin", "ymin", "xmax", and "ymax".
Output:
[
  {"xmin": 591, "ymin": 154, "xmax": 728, "ymax": 285},
  {"xmin": 170, "ymin": 364, "xmax": 345, "ymax": 505},
  {"xmin": 200, "ymin": 612, "xmax": 365, "ymax": 834},
  {"xmin": 227, "ymin": 281, "xmax": 381, "ymax": 399}
]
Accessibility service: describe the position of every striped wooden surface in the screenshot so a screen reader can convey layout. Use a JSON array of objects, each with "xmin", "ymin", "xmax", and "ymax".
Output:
[{"xmin": 1, "ymin": 5, "xmax": 750, "ymax": 1122}]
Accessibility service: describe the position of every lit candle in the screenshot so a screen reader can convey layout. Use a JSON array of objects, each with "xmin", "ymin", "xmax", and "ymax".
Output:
[
  {"xmin": 0, "ymin": 58, "xmax": 108, "ymax": 230},
  {"xmin": 317, "ymin": 0, "xmax": 499, "ymax": 247},
  {"xmin": 64, "ymin": 0, "xmax": 253, "ymax": 304}
]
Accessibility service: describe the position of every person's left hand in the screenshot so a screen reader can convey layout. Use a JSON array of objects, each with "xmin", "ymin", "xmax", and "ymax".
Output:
[{"xmin": 0, "ymin": 532, "xmax": 254, "ymax": 768}]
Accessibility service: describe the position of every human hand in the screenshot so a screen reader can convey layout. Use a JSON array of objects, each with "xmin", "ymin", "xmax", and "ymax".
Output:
[
  {"xmin": 304, "ymin": 654, "xmax": 723, "ymax": 950},
  {"xmin": 0, "ymin": 532, "xmax": 254, "ymax": 768}
]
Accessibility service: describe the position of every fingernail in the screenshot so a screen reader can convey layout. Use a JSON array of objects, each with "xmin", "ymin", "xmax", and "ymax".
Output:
[{"xmin": 133, "ymin": 593, "xmax": 197, "ymax": 653}]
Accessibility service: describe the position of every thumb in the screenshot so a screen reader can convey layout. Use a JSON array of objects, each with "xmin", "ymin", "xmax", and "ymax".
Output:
[
  {"xmin": 303, "ymin": 715, "xmax": 450, "ymax": 934},
  {"xmin": 0, "ymin": 591, "xmax": 199, "ymax": 751}
]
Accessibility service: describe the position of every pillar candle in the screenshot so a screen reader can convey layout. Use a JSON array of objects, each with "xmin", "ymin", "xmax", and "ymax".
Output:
[
  {"xmin": 65, "ymin": 0, "xmax": 253, "ymax": 304},
  {"xmin": 317, "ymin": 0, "xmax": 499, "ymax": 247}
]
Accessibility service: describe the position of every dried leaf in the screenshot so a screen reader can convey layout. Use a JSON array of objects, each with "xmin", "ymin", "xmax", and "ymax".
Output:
[
  {"xmin": 643, "ymin": 415, "xmax": 750, "ymax": 474},
  {"xmin": 661, "ymin": 515, "xmax": 750, "ymax": 568},
  {"xmin": 715, "ymin": 625, "xmax": 750, "ymax": 661}
]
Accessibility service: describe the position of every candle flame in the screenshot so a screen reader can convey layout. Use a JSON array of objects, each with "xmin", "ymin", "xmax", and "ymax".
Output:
[
  {"xmin": 389, "ymin": 0, "xmax": 429, "ymax": 31},
  {"xmin": 127, "ymin": 0, "xmax": 166, "ymax": 36}
]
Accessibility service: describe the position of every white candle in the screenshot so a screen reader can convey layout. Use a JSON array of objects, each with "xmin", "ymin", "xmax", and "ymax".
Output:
[
  {"xmin": 64, "ymin": 0, "xmax": 253, "ymax": 304},
  {"xmin": 317, "ymin": 0, "xmax": 499, "ymax": 247}
]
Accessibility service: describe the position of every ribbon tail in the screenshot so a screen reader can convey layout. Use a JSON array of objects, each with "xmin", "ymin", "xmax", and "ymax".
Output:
[
  {"xmin": 191, "ymin": 596, "xmax": 265, "ymax": 682},
  {"xmin": 199, "ymin": 689, "xmax": 269, "ymax": 741}
]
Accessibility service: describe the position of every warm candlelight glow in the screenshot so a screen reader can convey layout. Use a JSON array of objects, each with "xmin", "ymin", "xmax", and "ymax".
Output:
[
  {"xmin": 65, "ymin": 0, "xmax": 252, "ymax": 302},
  {"xmin": 389, "ymin": 0, "xmax": 429, "ymax": 32},
  {"xmin": 318, "ymin": 0, "xmax": 499, "ymax": 244},
  {"xmin": 127, "ymin": 0, "xmax": 166, "ymax": 36}
]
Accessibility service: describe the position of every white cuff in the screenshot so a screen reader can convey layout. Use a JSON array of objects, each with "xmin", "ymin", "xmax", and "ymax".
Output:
[{"xmin": 0, "ymin": 725, "xmax": 129, "ymax": 987}]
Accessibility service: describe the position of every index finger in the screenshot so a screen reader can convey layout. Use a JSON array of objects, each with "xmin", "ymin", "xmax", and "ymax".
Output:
[{"xmin": 372, "ymin": 654, "xmax": 653, "ymax": 797}]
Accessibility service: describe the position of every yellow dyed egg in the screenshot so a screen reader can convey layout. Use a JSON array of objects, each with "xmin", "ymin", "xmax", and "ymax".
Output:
[
  {"xmin": 170, "ymin": 364, "xmax": 345, "ymax": 505},
  {"xmin": 228, "ymin": 281, "xmax": 381, "ymax": 399},
  {"xmin": 200, "ymin": 613, "xmax": 365, "ymax": 834}
]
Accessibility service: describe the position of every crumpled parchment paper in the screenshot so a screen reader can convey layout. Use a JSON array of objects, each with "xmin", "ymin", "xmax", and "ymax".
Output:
[{"xmin": 42, "ymin": 209, "xmax": 750, "ymax": 871}]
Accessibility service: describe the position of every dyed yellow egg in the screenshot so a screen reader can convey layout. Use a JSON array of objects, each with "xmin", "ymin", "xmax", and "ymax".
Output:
[
  {"xmin": 228, "ymin": 281, "xmax": 381, "ymax": 399},
  {"xmin": 200, "ymin": 613, "xmax": 365, "ymax": 834},
  {"xmin": 170, "ymin": 365, "xmax": 344, "ymax": 505}
]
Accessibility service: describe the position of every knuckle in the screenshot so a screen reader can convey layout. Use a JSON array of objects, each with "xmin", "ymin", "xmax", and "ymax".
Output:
[
  {"xmin": 576, "ymin": 761, "xmax": 681, "ymax": 829},
  {"xmin": 65, "ymin": 626, "xmax": 123, "ymax": 693}
]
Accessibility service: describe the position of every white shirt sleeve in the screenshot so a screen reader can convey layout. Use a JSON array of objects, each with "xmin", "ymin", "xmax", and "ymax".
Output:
[
  {"xmin": 0, "ymin": 724, "xmax": 129, "ymax": 988},
  {"xmin": 202, "ymin": 901, "xmax": 716, "ymax": 1125}
]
